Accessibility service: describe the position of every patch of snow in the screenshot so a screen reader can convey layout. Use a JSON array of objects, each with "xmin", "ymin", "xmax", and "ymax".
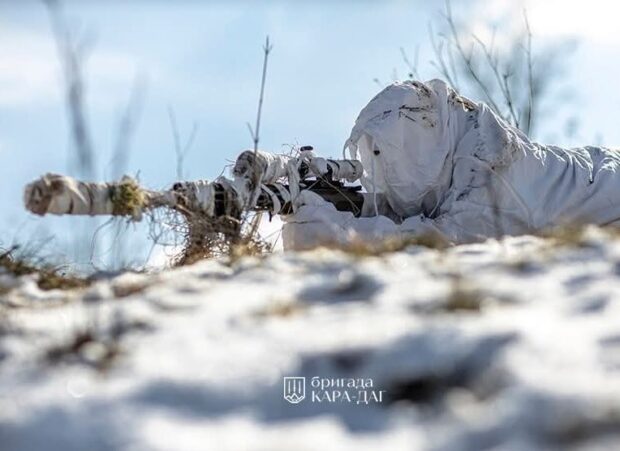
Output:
[{"xmin": 1, "ymin": 227, "xmax": 620, "ymax": 450}]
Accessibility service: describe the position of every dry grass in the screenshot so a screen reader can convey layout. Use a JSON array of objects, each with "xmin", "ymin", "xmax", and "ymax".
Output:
[
  {"xmin": 111, "ymin": 280, "xmax": 149, "ymax": 298},
  {"xmin": 0, "ymin": 247, "xmax": 89, "ymax": 291},
  {"xmin": 540, "ymin": 224, "xmax": 589, "ymax": 248},
  {"xmin": 537, "ymin": 224, "xmax": 620, "ymax": 251},
  {"xmin": 110, "ymin": 177, "xmax": 146, "ymax": 217},
  {"xmin": 171, "ymin": 211, "xmax": 270, "ymax": 266},
  {"xmin": 443, "ymin": 275, "xmax": 484, "ymax": 312},
  {"xmin": 328, "ymin": 232, "xmax": 450, "ymax": 257},
  {"xmin": 45, "ymin": 316, "xmax": 152, "ymax": 371},
  {"xmin": 45, "ymin": 329, "xmax": 121, "ymax": 371},
  {"xmin": 253, "ymin": 299, "xmax": 304, "ymax": 318}
]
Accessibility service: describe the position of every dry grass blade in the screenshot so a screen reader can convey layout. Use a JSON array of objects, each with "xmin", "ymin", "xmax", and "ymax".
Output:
[
  {"xmin": 169, "ymin": 211, "xmax": 270, "ymax": 266},
  {"xmin": 0, "ymin": 247, "xmax": 89, "ymax": 291},
  {"xmin": 323, "ymin": 233, "xmax": 450, "ymax": 257}
]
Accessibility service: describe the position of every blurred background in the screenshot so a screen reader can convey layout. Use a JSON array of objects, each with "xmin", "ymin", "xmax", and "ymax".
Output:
[{"xmin": 1, "ymin": 0, "xmax": 619, "ymax": 271}]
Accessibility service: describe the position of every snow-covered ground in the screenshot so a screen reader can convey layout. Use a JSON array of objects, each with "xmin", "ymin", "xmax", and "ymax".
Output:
[{"xmin": 2, "ymin": 226, "xmax": 620, "ymax": 450}]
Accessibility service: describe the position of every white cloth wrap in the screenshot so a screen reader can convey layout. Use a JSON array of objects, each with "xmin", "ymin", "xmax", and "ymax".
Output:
[
  {"xmin": 235, "ymin": 147, "xmax": 361, "ymax": 182},
  {"xmin": 186, "ymin": 180, "xmax": 216, "ymax": 216},
  {"xmin": 283, "ymin": 78, "xmax": 620, "ymax": 250},
  {"xmin": 262, "ymin": 184, "xmax": 291, "ymax": 214},
  {"xmin": 232, "ymin": 150, "xmax": 304, "ymax": 211},
  {"xmin": 233, "ymin": 150, "xmax": 292, "ymax": 184},
  {"xmin": 24, "ymin": 173, "xmax": 115, "ymax": 216},
  {"xmin": 214, "ymin": 176, "xmax": 248, "ymax": 212},
  {"xmin": 308, "ymin": 157, "xmax": 363, "ymax": 182},
  {"xmin": 232, "ymin": 149, "xmax": 364, "ymax": 217},
  {"xmin": 261, "ymin": 152, "xmax": 293, "ymax": 183}
]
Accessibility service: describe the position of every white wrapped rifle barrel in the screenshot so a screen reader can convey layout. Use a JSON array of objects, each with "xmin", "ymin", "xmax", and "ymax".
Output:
[{"xmin": 23, "ymin": 149, "xmax": 365, "ymax": 221}]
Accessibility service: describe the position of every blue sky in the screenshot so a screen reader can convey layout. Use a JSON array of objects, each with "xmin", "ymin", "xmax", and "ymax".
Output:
[{"xmin": 2, "ymin": 0, "xmax": 620, "ymax": 266}]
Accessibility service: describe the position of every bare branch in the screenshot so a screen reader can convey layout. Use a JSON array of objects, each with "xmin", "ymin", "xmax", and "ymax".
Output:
[
  {"xmin": 111, "ymin": 75, "xmax": 146, "ymax": 179},
  {"xmin": 245, "ymin": 35, "xmax": 273, "ymax": 227},
  {"xmin": 443, "ymin": 0, "xmax": 502, "ymax": 114},
  {"xmin": 399, "ymin": 46, "xmax": 420, "ymax": 80},
  {"xmin": 43, "ymin": 0, "xmax": 95, "ymax": 179},
  {"xmin": 249, "ymin": 36, "xmax": 273, "ymax": 155},
  {"xmin": 523, "ymin": 9, "xmax": 535, "ymax": 135},
  {"xmin": 428, "ymin": 23, "xmax": 459, "ymax": 90},
  {"xmin": 168, "ymin": 106, "xmax": 199, "ymax": 180},
  {"xmin": 472, "ymin": 34, "xmax": 519, "ymax": 127}
]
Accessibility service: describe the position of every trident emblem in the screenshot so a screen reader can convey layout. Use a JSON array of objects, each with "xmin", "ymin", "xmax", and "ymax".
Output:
[{"xmin": 283, "ymin": 377, "xmax": 306, "ymax": 404}]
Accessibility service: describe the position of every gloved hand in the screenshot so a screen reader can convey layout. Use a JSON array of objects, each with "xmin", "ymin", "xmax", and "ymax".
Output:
[{"xmin": 281, "ymin": 190, "xmax": 400, "ymax": 250}]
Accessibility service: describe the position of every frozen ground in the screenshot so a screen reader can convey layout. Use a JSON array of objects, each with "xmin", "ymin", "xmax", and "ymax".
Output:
[{"xmin": 1, "ymin": 226, "xmax": 620, "ymax": 450}]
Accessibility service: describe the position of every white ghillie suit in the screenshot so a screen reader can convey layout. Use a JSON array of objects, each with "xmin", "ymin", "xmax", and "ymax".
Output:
[{"xmin": 283, "ymin": 79, "xmax": 620, "ymax": 249}]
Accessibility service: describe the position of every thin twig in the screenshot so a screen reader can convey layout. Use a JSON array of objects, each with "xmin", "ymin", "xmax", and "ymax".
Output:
[
  {"xmin": 523, "ymin": 9, "xmax": 534, "ymax": 135},
  {"xmin": 168, "ymin": 106, "xmax": 199, "ymax": 180},
  {"xmin": 443, "ymin": 0, "xmax": 502, "ymax": 114},
  {"xmin": 428, "ymin": 23, "xmax": 458, "ymax": 90},
  {"xmin": 472, "ymin": 34, "xmax": 519, "ymax": 127},
  {"xmin": 43, "ymin": 0, "xmax": 98, "ymax": 266},
  {"xmin": 399, "ymin": 46, "xmax": 420, "ymax": 80},
  {"xmin": 246, "ymin": 35, "xmax": 273, "ymax": 211},
  {"xmin": 43, "ymin": 0, "xmax": 95, "ymax": 179},
  {"xmin": 247, "ymin": 36, "xmax": 273, "ymax": 157},
  {"xmin": 111, "ymin": 75, "xmax": 146, "ymax": 179}
]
